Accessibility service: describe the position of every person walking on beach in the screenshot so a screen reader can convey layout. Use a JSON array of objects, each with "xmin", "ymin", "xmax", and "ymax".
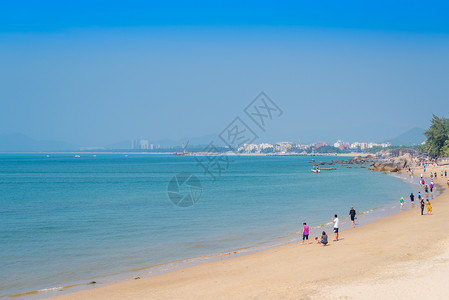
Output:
[
  {"xmin": 332, "ymin": 214, "xmax": 339, "ymax": 241},
  {"xmin": 302, "ymin": 222, "xmax": 309, "ymax": 244},
  {"xmin": 426, "ymin": 199, "xmax": 432, "ymax": 215},
  {"xmin": 420, "ymin": 198, "xmax": 425, "ymax": 216},
  {"xmin": 430, "ymin": 181, "xmax": 434, "ymax": 195},
  {"xmin": 400, "ymin": 197, "xmax": 404, "ymax": 211},
  {"xmin": 445, "ymin": 170, "xmax": 447, "ymax": 177},
  {"xmin": 410, "ymin": 193, "xmax": 415, "ymax": 208},
  {"xmin": 349, "ymin": 206, "xmax": 357, "ymax": 228},
  {"xmin": 315, "ymin": 231, "xmax": 328, "ymax": 246},
  {"xmin": 425, "ymin": 185, "xmax": 429, "ymax": 195}
]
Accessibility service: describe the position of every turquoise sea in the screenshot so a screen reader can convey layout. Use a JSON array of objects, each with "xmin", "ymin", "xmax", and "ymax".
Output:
[{"xmin": 0, "ymin": 154, "xmax": 419, "ymax": 298}]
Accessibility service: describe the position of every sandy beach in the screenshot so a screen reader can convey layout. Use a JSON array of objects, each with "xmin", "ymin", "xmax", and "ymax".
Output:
[{"xmin": 50, "ymin": 165, "xmax": 449, "ymax": 300}]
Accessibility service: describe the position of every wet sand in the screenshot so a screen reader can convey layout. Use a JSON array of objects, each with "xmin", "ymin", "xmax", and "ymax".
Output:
[{"xmin": 50, "ymin": 165, "xmax": 449, "ymax": 300}]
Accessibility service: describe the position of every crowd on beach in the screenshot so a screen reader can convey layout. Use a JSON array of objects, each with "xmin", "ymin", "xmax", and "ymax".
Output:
[
  {"xmin": 301, "ymin": 211, "xmax": 350, "ymax": 246},
  {"xmin": 301, "ymin": 163, "xmax": 448, "ymax": 247}
]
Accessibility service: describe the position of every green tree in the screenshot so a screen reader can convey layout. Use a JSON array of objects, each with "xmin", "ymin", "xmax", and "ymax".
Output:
[
  {"xmin": 423, "ymin": 115, "xmax": 449, "ymax": 157},
  {"xmin": 314, "ymin": 145, "xmax": 342, "ymax": 153},
  {"xmin": 441, "ymin": 140, "xmax": 449, "ymax": 157}
]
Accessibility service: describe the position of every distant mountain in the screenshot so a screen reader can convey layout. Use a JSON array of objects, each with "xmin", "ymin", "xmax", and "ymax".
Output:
[
  {"xmin": 0, "ymin": 133, "xmax": 77, "ymax": 152},
  {"xmin": 386, "ymin": 127, "xmax": 426, "ymax": 146}
]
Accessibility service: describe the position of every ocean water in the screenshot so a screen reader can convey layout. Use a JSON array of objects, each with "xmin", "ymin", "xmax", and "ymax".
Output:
[{"xmin": 0, "ymin": 154, "xmax": 419, "ymax": 298}]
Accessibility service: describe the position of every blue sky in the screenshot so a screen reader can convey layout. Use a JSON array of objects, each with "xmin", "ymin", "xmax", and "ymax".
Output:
[{"xmin": 1, "ymin": 1, "xmax": 449, "ymax": 146}]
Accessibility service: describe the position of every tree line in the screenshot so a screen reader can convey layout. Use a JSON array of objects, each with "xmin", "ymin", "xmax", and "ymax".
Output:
[{"xmin": 422, "ymin": 115, "xmax": 449, "ymax": 157}]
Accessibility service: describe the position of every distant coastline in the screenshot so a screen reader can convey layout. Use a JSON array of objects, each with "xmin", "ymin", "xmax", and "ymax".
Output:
[{"xmin": 0, "ymin": 151, "xmax": 367, "ymax": 157}]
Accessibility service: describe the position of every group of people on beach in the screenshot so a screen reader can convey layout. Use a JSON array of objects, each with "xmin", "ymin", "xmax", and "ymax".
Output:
[
  {"xmin": 302, "ymin": 165, "xmax": 447, "ymax": 246},
  {"xmin": 408, "ymin": 166, "xmax": 445, "ymax": 215},
  {"xmin": 418, "ymin": 163, "xmax": 449, "ymax": 187},
  {"xmin": 407, "ymin": 192, "xmax": 432, "ymax": 215},
  {"xmin": 301, "ymin": 208, "xmax": 356, "ymax": 246}
]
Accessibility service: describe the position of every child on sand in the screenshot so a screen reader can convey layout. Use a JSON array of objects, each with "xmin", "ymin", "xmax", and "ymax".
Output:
[
  {"xmin": 302, "ymin": 222, "xmax": 309, "ymax": 244},
  {"xmin": 426, "ymin": 199, "xmax": 432, "ymax": 215},
  {"xmin": 315, "ymin": 231, "xmax": 328, "ymax": 246}
]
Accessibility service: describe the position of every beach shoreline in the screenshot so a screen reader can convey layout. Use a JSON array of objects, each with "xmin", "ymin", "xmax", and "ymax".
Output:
[{"xmin": 44, "ymin": 164, "xmax": 449, "ymax": 300}]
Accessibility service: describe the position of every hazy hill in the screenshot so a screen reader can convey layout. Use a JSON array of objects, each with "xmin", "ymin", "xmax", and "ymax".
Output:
[
  {"xmin": 387, "ymin": 127, "xmax": 426, "ymax": 146},
  {"xmin": 0, "ymin": 134, "xmax": 77, "ymax": 152}
]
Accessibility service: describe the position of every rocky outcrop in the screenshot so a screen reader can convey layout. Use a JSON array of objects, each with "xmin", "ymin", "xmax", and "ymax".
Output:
[
  {"xmin": 307, "ymin": 150, "xmax": 425, "ymax": 173},
  {"xmin": 437, "ymin": 156, "xmax": 449, "ymax": 166}
]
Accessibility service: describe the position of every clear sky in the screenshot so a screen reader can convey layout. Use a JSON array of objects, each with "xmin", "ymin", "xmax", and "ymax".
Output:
[{"xmin": 1, "ymin": 1, "xmax": 449, "ymax": 146}]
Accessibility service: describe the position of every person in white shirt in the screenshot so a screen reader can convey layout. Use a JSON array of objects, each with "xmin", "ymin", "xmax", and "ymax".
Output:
[{"xmin": 332, "ymin": 214, "xmax": 339, "ymax": 241}]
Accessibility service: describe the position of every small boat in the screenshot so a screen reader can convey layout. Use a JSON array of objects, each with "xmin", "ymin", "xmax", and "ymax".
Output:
[
  {"xmin": 74, "ymin": 155, "xmax": 81, "ymax": 158},
  {"xmin": 311, "ymin": 166, "xmax": 320, "ymax": 173}
]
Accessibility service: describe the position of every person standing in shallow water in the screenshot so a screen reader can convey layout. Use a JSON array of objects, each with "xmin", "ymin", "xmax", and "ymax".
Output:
[
  {"xmin": 349, "ymin": 207, "xmax": 357, "ymax": 228},
  {"xmin": 301, "ymin": 222, "xmax": 309, "ymax": 244},
  {"xmin": 400, "ymin": 197, "xmax": 404, "ymax": 211}
]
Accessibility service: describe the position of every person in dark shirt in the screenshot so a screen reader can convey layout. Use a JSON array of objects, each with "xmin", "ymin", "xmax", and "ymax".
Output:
[
  {"xmin": 349, "ymin": 206, "xmax": 357, "ymax": 228},
  {"xmin": 316, "ymin": 231, "xmax": 328, "ymax": 246},
  {"xmin": 410, "ymin": 193, "xmax": 415, "ymax": 208},
  {"xmin": 420, "ymin": 198, "xmax": 425, "ymax": 216}
]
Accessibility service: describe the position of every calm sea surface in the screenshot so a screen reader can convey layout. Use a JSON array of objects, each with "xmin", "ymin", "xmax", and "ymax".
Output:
[{"xmin": 0, "ymin": 154, "xmax": 418, "ymax": 298}]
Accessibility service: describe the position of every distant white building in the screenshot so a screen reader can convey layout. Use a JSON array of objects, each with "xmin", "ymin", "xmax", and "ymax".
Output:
[
  {"xmin": 276, "ymin": 142, "xmax": 293, "ymax": 152},
  {"xmin": 259, "ymin": 143, "xmax": 274, "ymax": 150},
  {"xmin": 140, "ymin": 139, "xmax": 149, "ymax": 150},
  {"xmin": 333, "ymin": 140, "xmax": 349, "ymax": 148},
  {"xmin": 132, "ymin": 138, "xmax": 150, "ymax": 150}
]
